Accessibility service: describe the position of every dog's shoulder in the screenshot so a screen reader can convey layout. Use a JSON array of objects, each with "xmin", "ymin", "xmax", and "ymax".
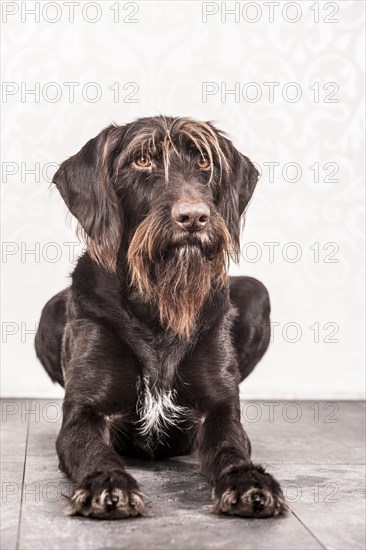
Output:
[{"xmin": 69, "ymin": 253, "xmax": 121, "ymax": 320}]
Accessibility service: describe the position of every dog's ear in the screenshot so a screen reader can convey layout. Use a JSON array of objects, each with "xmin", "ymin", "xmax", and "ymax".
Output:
[
  {"xmin": 53, "ymin": 126, "xmax": 122, "ymax": 272},
  {"xmin": 221, "ymin": 144, "xmax": 259, "ymax": 258}
]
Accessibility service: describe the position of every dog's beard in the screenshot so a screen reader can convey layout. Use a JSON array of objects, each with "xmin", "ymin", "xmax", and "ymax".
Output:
[{"xmin": 127, "ymin": 213, "xmax": 235, "ymax": 337}]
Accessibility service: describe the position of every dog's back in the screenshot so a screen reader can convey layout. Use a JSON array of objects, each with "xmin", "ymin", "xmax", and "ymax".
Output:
[
  {"xmin": 35, "ymin": 288, "xmax": 68, "ymax": 387},
  {"xmin": 36, "ymin": 279, "xmax": 270, "ymax": 389}
]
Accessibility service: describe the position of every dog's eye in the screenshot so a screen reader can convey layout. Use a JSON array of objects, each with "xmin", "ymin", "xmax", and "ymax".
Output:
[
  {"xmin": 134, "ymin": 155, "xmax": 152, "ymax": 168},
  {"xmin": 197, "ymin": 155, "xmax": 211, "ymax": 170}
]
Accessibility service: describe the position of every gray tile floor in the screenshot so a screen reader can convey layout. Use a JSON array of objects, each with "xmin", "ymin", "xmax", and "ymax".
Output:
[{"xmin": 1, "ymin": 399, "xmax": 365, "ymax": 550}]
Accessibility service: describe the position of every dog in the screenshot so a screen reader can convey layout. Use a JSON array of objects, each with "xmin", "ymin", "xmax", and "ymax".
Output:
[{"xmin": 35, "ymin": 116, "xmax": 287, "ymax": 519}]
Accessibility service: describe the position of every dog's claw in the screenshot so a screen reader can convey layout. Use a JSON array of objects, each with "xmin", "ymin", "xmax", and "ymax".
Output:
[
  {"xmin": 211, "ymin": 464, "xmax": 288, "ymax": 518},
  {"xmin": 67, "ymin": 471, "xmax": 150, "ymax": 519}
]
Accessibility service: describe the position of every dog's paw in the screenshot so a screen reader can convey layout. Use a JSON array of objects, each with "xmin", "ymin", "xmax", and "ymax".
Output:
[
  {"xmin": 67, "ymin": 470, "xmax": 150, "ymax": 519},
  {"xmin": 211, "ymin": 464, "xmax": 288, "ymax": 518}
]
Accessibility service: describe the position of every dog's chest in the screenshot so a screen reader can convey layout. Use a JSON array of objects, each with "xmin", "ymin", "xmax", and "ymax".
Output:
[
  {"xmin": 125, "ymin": 329, "xmax": 195, "ymax": 449},
  {"xmin": 135, "ymin": 377, "xmax": 188, "ymax": 447}
]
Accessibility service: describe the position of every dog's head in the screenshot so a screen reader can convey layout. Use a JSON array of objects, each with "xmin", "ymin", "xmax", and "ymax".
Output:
[{"xmin": 53, "ymin": 116, "xmax": 258, "ymax": 335}]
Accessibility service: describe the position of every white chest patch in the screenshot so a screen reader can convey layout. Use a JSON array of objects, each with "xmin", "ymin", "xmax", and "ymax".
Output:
[{"xmin": 136, "ymin": 379, "xmax": 188, "ymax": 441}]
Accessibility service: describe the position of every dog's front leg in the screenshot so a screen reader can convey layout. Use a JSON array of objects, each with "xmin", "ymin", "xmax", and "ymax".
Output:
[
  {"xmin": 196, "ymin": 401, "xmax": 287, "ymax": 518},
  {"xmin": 54, "ymin": 320, "xmax": 150, "ymax": 519},
  {"xmin": 57, "ymin": 401, "xmax": 148, "ymax": 519}
]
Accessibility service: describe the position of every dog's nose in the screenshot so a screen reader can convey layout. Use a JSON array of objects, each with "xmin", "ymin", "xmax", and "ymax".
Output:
[{"xmin": 172, "ymin": 200, "xmax": 210, "ymax": 231}]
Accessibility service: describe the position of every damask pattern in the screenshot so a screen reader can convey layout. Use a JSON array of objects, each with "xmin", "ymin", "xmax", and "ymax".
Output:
[{"xmin": 1, "ymin": 1, "xmax": 364, "ymax": 398}]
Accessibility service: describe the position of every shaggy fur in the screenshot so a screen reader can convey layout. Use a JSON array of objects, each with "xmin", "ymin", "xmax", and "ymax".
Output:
[{"xmin": 35, "ymin": 116, "xmax": 287, "ymax": 519}]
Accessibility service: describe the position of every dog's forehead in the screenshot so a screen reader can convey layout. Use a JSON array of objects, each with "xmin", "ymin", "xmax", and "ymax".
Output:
[
  {"xmin": 126, "ymin": 116, "xmax": 215, "ymax": 136},
  {"xmin": 115, "ymin": 116, "xmax": 231, "ymax": 179},
  {"xmin": 122, "ymin": 116, "xmax": 220, "ymax": 150},
  {"xmin": 110, "ymin": 116, "xmax": 232, "ymax": 185}
]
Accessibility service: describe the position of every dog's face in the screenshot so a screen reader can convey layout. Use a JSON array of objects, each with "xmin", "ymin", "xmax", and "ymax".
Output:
[{"xmin": 53, "ymin": 116, "xmax": 259, "ymax": 335}]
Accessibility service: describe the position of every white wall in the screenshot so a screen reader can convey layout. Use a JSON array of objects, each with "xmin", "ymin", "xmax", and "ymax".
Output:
[{"xmin": 1, "ymin": 1, "xmax": 365, "ymax": 399}]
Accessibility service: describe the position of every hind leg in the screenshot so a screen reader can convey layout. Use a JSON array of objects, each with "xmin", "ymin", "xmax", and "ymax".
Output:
[
  {"xmin": 229, "ymin": 276, "xmax": 271, "ymax": 382},
  {"xmin": 35, "ymin": 289, "xmax": 69, "ymax": 387}
]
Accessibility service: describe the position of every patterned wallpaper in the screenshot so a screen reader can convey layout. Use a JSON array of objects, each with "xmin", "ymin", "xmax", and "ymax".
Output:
[{"xmin": 1, "ymin": 1, "xmax": 365, "ymax": 398}]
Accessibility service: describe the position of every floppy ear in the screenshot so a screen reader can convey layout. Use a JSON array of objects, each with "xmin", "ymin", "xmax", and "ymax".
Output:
[
  {"xmin": 53, "ymin": 126, "xmax": 122, "ymax": 272},
  {"xmin": 221, "ymin": 145, "xmax": 259, "ymax": 259}
]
